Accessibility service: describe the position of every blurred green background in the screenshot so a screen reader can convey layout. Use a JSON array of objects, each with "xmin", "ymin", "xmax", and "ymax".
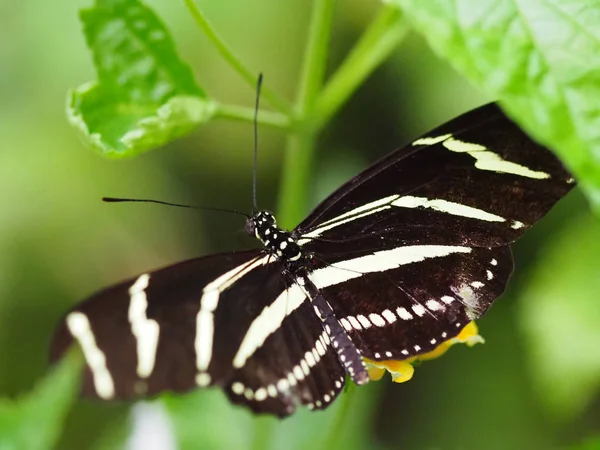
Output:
[{"xmin": 0, "ymin": 0, "xmax": 598, "ymax": 449}]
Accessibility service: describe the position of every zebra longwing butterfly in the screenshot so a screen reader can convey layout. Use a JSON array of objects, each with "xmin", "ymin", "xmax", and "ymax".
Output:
[{"xmin": 50, "ymin": 103, "xmax": 574, "ymax": 417}]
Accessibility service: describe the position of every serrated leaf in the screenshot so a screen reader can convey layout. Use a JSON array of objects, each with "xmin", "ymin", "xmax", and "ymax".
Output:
[
  {"xmin": 69, "ymin": 0, "xmax": 215, "ymax": 158},
  {"xmin": 519, "ymin": 214, "xmax": 600, "ymax": 420},
  {"xmin": 0, "ymin": 350, "xmax": 82, "ymax": 450},
  {"xmin": 388, "ymin": 0, "xmax": 600, "ymax": 214}
]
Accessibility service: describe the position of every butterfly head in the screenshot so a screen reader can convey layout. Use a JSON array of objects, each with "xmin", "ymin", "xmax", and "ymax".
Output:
[{"xmin": 245, "ymin": 211, "xmax": 276, "ymax": 240}]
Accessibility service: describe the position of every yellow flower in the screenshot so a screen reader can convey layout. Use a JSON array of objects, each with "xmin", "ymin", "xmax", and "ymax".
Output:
[{"xmin": 364, "ymin": 322, "xmax": 484, "ymax": 383}]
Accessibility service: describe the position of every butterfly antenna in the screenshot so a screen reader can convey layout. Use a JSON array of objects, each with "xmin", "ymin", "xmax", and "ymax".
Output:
[
  {"xmin": 252, "ymin": 73, "xmax": 263, "ymax": 213},
  {"xmin": 103, "ymin": 197, "xmax": 249, "ymax": 218}
]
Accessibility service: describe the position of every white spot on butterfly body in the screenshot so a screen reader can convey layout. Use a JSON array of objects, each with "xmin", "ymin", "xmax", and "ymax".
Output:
[
  {"xmin": 511, "ymin": 220, "xmax": 525, "ymax": 229},
  {"xmin": 443, "ymin": 138, "xmax": 551, "ymax": 179},
  {"xmin": 491, "ymin": 259, "xmax": 498, "ymax": 266},
  {"xmin": 441, "ymin": 296, "xmax": 454, "ymax": 304},
  {"xmin": 128, "ymin": 274, "xmax": 160, "ymax": 379},
  {"xmin": 486, "ymin": 270, "xmax": 494, "ymax": 280},
  {"xmin": 66, "ymin": 312, "xmax": 115, "ymax": 399},
  {"xmin": 471, "ymin": 281, "xmax": 485, "ymax": 289},
  {"xmin": 414, "ymin": 345, "xmax": 421, "ymax": 352},
  {"xmin": 385, "ymin": 351, "xmax": 392, "ymax": 357}
]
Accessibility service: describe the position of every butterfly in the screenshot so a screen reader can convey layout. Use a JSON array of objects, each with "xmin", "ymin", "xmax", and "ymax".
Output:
[{"xmin": 50, "ymin": 103, "xmax": 574, "ymax": 417}]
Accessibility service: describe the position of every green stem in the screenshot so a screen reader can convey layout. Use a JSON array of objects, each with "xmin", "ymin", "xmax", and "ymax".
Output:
[
  {"xmin": 295, "ymin": 0, "xmax": 336, "ymax": 116},
  {"xmin": 215, "ymin": 103, "xmax": 291, "ymax": 129},
  {"xmin": 183, "ymin": 0, "xmax": 293, "ymax": 116},
  {"xmin": 313, "ymin": 4, "xmax": 407, "ymax": 130},
  {"xmin": 276, "ymin": 0, "xmax": 336, "ymax": 228}
]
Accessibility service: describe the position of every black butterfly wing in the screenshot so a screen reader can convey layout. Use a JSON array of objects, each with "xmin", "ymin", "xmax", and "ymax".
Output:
[
  {"xmin": 51, "ymin": 249, "xmax": 265, "ymax": 399},
  {"xmin": 309, "ymin": 245, "xmax": 513, "ymax": 361},
  {"xmin": 296, "ymin": 103, "xmax": 574, "ymax": 252},
  {"xmin": 51, "ymin": 249, "xmax": 346, "ymax": 416},
  {"xmin": 225, "ymin": 301, "xmax": 346, "ymax": 416},
  {"xmin": 296, "ymin": 103, "xmax": 573, "ymax": 360}
]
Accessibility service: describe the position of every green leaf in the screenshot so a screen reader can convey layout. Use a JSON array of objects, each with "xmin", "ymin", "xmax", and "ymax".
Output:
[
  {"xmin": 388, "ymin": 0, "xmax": 600, "ymax": 214},
  {"xmin": 519, "ymin": 213, "xmax": 600, "ymax": 420},
  {"xmin": 68, "ymin": 0, "xmax": 215, "ymax": 158},
  {"xmin": 0, "ymin": 350, "xmax": 82, "ymax": 450}
]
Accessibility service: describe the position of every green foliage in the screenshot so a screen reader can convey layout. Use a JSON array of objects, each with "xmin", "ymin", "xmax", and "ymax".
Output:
[
  {"xmin": 68, "ymin": 0, "xmax": 214, "ymax": 158},
  {"xmin": 388, "ymin": 0, "xmax": 600, "ymax": 214},
  {"xmin": 0, "ymin": 351, "xmax": 81, "ymax": 450},
  {"xmin": 520, "ymin": 213, "xmax": 600, "ymax": 419}
]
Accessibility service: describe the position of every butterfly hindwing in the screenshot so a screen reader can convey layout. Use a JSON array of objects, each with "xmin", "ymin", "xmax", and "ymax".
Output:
[
  {"xmin": 226, "ymin": 301, "xmax": 346, "ymax": 416},
  {"xmin": 313, "ymin": 246, "xmax": 513, "ymax": 361}
]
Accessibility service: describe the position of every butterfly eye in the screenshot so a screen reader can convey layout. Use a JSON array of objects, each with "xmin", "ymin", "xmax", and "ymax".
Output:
[{"xmin": 245, "ymin": 218, "xmax": 256, "ymax": 237}]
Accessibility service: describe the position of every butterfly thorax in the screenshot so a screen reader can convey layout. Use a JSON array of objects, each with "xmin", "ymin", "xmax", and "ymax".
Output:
[{"xmin": 246, "ymin": 211, "xmax": 302, "ymax": 261}]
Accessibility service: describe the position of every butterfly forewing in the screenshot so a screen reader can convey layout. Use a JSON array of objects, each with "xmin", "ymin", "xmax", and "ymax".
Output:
[
  {"xmin": 296, "ymin": 104, "xmax": 573, "ymax": 251},
  {"xmin": 51, "ymin": 249, "xmax": 286, "ymax": 400}
]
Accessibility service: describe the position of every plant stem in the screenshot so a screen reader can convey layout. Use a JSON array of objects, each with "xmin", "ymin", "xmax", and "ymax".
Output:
[
  {"xmin": 215, "ymin": 103, "xmax": 291, "ymax": 129},
  {"xmin": 313, "ymin": 4, "xmax": 407, "ymax": 130},
  {"xmin": 183, "ymin": 0, "xmax": 293, "ymax": 116},
  {"xmin": 295, "ymin": 0, "xmax": 336, "ymax": 116},
  {"xmin": 276, "ymin": 0, "xmax": 336, "ymax": 228}
]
